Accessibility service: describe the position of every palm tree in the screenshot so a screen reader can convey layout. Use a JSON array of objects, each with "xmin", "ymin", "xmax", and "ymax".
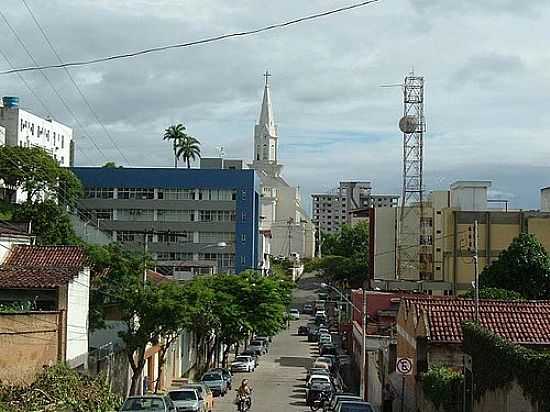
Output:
[
  {"xmin": 163, "ymin": 124, "xmax": 187, "ymax": 168},
  {"xmin": 176, "ymin": 134, "xmax": 201, "ymax": 168}
]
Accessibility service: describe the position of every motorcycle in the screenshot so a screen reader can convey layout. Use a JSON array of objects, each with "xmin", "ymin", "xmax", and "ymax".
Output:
[
  {"xmin": 235, "ymin": 390, "xmax": 252, "ymax": 412},
  {"xmin": 310, "ymin": 390, "xmax": 332, "ymax": 411}
]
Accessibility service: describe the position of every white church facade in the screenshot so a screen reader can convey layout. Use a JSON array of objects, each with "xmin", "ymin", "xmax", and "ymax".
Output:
[{"xmin": 249, "ymin": 72, "xmax": 315, "ymax": 264}]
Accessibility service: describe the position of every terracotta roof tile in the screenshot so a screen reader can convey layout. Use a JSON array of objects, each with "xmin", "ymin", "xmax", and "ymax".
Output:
[
  {"xmin": 0, "ymin": 245, "xmax": 88, "ymax": 288},
  {"xmin": 403, "ymin": 297, "xmax": 550, "ymax": 345}
]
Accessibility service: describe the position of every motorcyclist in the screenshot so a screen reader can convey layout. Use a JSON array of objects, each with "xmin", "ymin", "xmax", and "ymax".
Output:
[{"xmin": 236, "ymin": 379, "xmax": 253, "ymax": 409}]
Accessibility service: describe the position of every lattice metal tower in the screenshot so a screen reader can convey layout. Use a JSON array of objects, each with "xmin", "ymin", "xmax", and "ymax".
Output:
[{"xmin": 398, "ymin": 73, "xmax": 427, "ymax": 279}]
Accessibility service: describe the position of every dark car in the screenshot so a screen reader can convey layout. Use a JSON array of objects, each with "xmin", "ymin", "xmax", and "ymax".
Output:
[
  {"xmin": 240, "ymin": 350, "xmax": 259, "ymax": 367},
  {"xmin": 306, "ymin": 381, "xmax": 334, "ymax": 406},
  {"xmin": 315, "ymin": 314, "xmax": 328, "ymax": 326},
  {"xmin": 335, "ymin": 401, "xmax": 374, "ymax": 412},
  {"xmin": 308, "ymin": 326, "xmax": 320, "ymax": 342},
  {"xmin": 320, "ymin": 343, "xmax": 338, "ymax": 357},
  {"xmin": 207, "ymin": 367, "xmax": 232, "ymax": 390},
  {"xmin": 327, "ymin": 394, "xmax": 363, "ymax": 412},
  {"xmin": 298, "ymin": 325, "xmax": 309, "ymax": 336}
]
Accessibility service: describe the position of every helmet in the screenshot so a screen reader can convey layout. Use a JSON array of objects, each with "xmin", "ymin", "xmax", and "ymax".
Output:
[{"xmin": 241, "ymin": 379, "xmax": 249, "ymax": 386}]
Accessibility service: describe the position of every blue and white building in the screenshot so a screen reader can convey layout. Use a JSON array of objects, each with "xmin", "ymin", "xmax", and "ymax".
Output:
[{"xmin": 72, "ymin": 166, "xmax": 260, "ymax": 275}]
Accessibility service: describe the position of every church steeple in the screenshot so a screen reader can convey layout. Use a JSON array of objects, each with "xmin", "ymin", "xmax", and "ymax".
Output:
[
  {"xmin": 259, "ymin": 70, "xmax": 275, "ymax": 129},
  {"xmin": 251, "ymin": 70, "xmax": 282, "ymax": 177}
]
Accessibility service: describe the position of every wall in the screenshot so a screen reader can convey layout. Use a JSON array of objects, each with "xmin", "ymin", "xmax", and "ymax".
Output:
[
  {"xmin": 66, "ymin": 268, "xmax": 90, "ymax": 368},
  {"xmin": 0, "ymin": 311, "xmax": 62, "ymax": 384},
  {"xmin": 69, "ymin": 214, "xmax": 112, "ymax": 245},
  {"xmin": 373, "ymin": 207, "xmax": 398, "ymax": 280},
  {"xmin": 0, "ymin": 234, "xmax": 31, "ymax": 264}
]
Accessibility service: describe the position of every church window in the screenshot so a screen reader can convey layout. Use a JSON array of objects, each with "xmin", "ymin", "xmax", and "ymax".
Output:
[{"xmin": 263, "ymin": 144, "xmax": 268, "ymax": 159}]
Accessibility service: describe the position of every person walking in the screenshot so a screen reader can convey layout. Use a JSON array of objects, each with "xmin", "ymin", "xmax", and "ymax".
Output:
[{"xmin": 382, "ymin": 382, "xmax": 396, "ymax": 412}]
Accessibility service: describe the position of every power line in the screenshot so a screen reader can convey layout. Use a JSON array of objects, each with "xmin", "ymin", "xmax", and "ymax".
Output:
[
  {"xmin": 0, "ymin": 0, "xmax": 381, "ymax": 75},
  {"xmin": 19, "ymin": 0, "xmax": 130, "ymax": 166},
  {"xmin": 0, "ymin": 9, "xmax": 109, "ymax": 162}
]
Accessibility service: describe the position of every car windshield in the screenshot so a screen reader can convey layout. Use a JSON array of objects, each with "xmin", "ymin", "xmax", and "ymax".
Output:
[
  {"xmin": 121, "ymin": 398, "xmax": 166, "ymax": 411},
  {"xmin": 340, "ymin": 404, "xmax": 373, "ymax": 412},
  {"xmin": 290, "ymin": 309, "xmax": 299, "ymax": 313},
  {"xmin": 202, "ymin": 374, "xmax": 221, "ymax": 381},
  {"xmin": 169, "ymin": 391, "xmax": 196, "ymax": 401},
  {"xmin": 235, "ymin": 357, "xmax": 250, "ymax": 362},
  {"xmin": 250, "ymin": 341, "xmax": 262, "ymax": 346},
  {"xmin": 311, "ymin": 377, "xmax": 329, "ymax": 384}
]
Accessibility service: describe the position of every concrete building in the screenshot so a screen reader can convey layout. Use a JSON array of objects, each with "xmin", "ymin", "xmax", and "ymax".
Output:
[
  {"xmin": 248, "ymin": 74, "xmax": 315, "ymax": 259},
  {"xmin": 72, "ymin": 167, "xmax": 261, "ymax": 275},
  {"xmin": 371, "ymin": 180, "xmax": 550, "ymax": 294},
  {"xmin": 0, "ymin": 97, "xmax": 72, "ymax": 167},
  {"xmin": 0, "ymin": 245, "xmax": 90, "ymax": 382}
]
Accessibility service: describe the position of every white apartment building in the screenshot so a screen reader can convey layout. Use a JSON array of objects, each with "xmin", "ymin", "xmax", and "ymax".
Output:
[{"xmin": 0, "ymin": 97, "xmax": 73, "ymax": 167}]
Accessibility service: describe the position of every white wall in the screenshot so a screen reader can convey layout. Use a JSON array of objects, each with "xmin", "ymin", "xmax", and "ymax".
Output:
[
  {"xmin": 450, "ymin": 181, "xmax": 491, "ymax": 211},
  {"xmin": 374, "ymin": 208, "xmax": 398, "ymax": 280},
  {"xmin": 0, "ymin": 235, "xmax": 31, "ymax": 264},
  {"xmin": 66, "ymin": 268, "xmax": 90, "ymax": 367}
]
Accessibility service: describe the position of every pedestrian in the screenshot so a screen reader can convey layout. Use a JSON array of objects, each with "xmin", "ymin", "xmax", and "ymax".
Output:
[
  {"xmin": 382, "ymin": 383, "xmax": 396, "ymax": 412},
  {"xmin": 143, "ymin": 375, "xmax": 149, "ymax": 394}
]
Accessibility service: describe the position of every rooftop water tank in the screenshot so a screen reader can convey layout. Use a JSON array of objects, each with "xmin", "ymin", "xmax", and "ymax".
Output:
[{"xmin": 2, "ymin": 96, "xmax": 19, "ymax": 108}]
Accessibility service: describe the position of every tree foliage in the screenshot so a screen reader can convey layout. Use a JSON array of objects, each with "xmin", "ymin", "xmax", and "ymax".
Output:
[
  {"xmin": 0, "ymin": 145, "xmax": 82, "ymax": 206},
  {"xmin": 315, "ymin": 222, "xmax": 369, "ymax": 286},
  {"xmin": 422, "ymin": 365, "xmax": 463, "ymax": 412},
  {"xmin": 462, "ymin": 287, "xmax": 524, "ymax": 300},
  {"xmin": 479, "ymin": 233, "xmax": 550, "ymax": 299},
  {"xmin": 164, "ymin": 124, "xmax": 201, "ymax": 168}
]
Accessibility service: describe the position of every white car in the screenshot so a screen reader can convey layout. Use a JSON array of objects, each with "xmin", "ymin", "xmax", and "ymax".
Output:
[
  {"xmin": 315, "ymin": 309, "xmax": 326, "ymax": 317},
  {"xmin": 319, "ymin": 334, "xmax": 332, "ymax": 345},
  {"xmin": 167, "ymin": 388, "xmax": 205, "ymax": 412},
  {"xmin": 307, "ymin": 374, "xmax": 332, "ymax": 388},
  {"xmin": 289, "ymin": 309, "xmax": 300, "ymax": 320},
  {"xmin": 231, "ymin": 356, "xmax": 255, "ymax": 373}
]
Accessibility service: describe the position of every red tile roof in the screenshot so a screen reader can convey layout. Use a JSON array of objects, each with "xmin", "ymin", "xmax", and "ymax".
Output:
[
  {"xmin": 402, "ymin": 297, "xmax": 550, "ymax": 345},
  {"xmin": 0, "ymin": 245, "xmax": 88, "ymax": 288}
]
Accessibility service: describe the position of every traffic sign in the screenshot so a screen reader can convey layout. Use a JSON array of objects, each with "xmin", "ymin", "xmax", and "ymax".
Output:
[{"xmin": 396, "ymin": 357, "xmax": 413, "ymax": 376}]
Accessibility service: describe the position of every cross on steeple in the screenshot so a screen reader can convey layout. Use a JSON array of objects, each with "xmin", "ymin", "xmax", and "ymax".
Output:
[{"xmin": 264, "ymin": 69, "xmax": 271, "ymax": 86}]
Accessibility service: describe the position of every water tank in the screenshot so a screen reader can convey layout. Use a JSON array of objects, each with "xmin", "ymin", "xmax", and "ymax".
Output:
[{"xmin": 2, "ymin": 96, "xmax": 19, "ymax": 108}]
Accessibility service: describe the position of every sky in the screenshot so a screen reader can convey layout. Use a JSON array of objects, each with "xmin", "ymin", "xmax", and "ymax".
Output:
[{"xmin": 0, "ymin": 0, "xmax": 549, "ymax": 212}]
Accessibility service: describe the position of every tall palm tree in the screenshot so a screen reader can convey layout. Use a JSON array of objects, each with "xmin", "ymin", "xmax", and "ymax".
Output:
[
  {"xmin": 176, "ymin": 134, "xmax": 201, "ymax": 168},
  {"xmin": 163, "ymin": 124, "xmax": 187, "ymax": 168}
]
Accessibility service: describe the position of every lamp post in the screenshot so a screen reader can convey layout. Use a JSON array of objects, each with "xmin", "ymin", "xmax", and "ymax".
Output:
[
  {"xmin": 199, "ymin": 242, "xmax": 228, "ymax": 274},
  {"xmin": 321, "ymin": 282, "xmax": 367, "ymax": 401}
]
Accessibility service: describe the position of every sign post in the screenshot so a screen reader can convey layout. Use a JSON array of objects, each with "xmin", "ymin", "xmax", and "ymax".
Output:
[{"xmin": 396, "ymin": 357, "xmax": 413, "ymax": 412}]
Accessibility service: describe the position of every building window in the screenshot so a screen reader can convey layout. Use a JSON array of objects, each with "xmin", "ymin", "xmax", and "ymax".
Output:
[
  {"xmin": 94, "ymin": 209, "xmax": 113, "ymax": 220},
  {"xmin": 199, "ymin": 253, "xmax": 217, "ymax": 261},
  {"xmin": 85, "ymin": 188, "xmax": 114, "ymax": 199},
  {"xmin": 241, "ymin": 234, "xmax": 246, "ymax": 242},
  {"xmin": 157, "ymin": 209, "xmax": 194, "ymax": 222},
  {"xmin": 117, "ymin": 188, "xmax": 155, "ymax": 200},
  {"xmin": 157, "ymin": 188, "xmax": 195, "ymax": 200},
  {"xmin": 240, "ymin": 256, "xmax": 246, "ymax": 265},
  {"xmin": 199, "ymin": 232, "xmax": 235, "ymax": 243},
  {"xmin": 156, "ymin": 252, "xmax": 193, "ymax": 261},
  {"xmin": 436, "ymin": 266, "xmax": 441, "ymax": 271},
  {"xmin": 436, "ymin": 230, "xmax": 442, "ymax": 234},
  {"xmin": 241, "ymin": 190, "xmax": 246, "ymax": 200},
  {"xmin": 241, "ymin": 211, "xmax": 246, "ymax": 222},
  {"xmin": 117, "ymin": 209, "xmax": 154, "ymax": 222},
  {"xmin": 199, "ymin": 210, "xmax": 236, "ymax": 222},
  {"xmin": 61, "ymin": 135, "xmax": 64, "ymax": 148},
  {"xmin": 219, "ymin": 253, "xmax": 234, "ymax": 269},
  {"xmin": 436, "ymin": 211, "xmax": 442, "ymax": 215},
  {"xmin": 156, "ymin": 232, "xmax": 190, "ymax": 243}
]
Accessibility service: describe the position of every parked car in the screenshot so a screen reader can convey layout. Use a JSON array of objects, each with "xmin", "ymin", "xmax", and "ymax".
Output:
[
  {"xmin": 240, "ymin": 350, "xmax": 259, "ymax": 367},
  {"xmin": 303, "ymin": 303, "xmax": 313, "ymax": 314},
  {"xmin": 327, "ymin": 393, "xmax": 363, "ymax": 412},
  {"xmin": 335, "ymin": 401, "xmax": 374, "ymax": 412},
  {"xmin": 200, "ymin": 371, "xmax": 228, "ymax": 397},
  {"xmin": 306, "ymin": 381, "xmax": 335, "ymax": 406},
  {"xmin": 315, "ymin": 356, "xmax": 335, "ymax": 372},
  {"xmin": 207, "ymin": 367, "xmax": 232, "ymax": 390},
  {"xmin": 231, "ymin": 355, "xmax": 256, "ymax": 373},
  {"xmin": 254, "ymin": 336, "xmax": 271, "ymax": 351},
  {"xmin": 249, "ymin": 339, "xmax": 268, "ymax": 354},
  {"xmin": 167, "ymin": 388, "xmax": 205, "ymax": 412},
  {"xmin": 298, "ymin": 325, "xmax": 309, "ymax": 336},
  {"xmin": 182, "ymin": 383, "xmax": 213, "ymax": 412},
  {"xmin": 306, "ymin": 367, "xmax": 331, "ymax": 381},
  {"xmin": 312, "ymin": 360, "xmax": 331, "ymax": 370},
  {"xmin": 320, "ymin": 343, "xmax": 338, "ymax": 357},
  {"xmin": 120, "ymin": 395, "xmax": 176, "ymax": 412},
  {"xmin": 308, "ymin": 326, "xmax": 320, "ymax": 342},
  {"xmin": 307, "ymin": 374, "xmax": 332, "ymax": 388},
  {"xmin": 315, "ymin": 314, "xmax": 328, "ymax": 325},
  {"xmin": 319, "ymin": 334, "xmax": 332, "ymax": 347},
  {"xmin": 289, "ymin": 308, "xmax": 300, "ymax": 320}
]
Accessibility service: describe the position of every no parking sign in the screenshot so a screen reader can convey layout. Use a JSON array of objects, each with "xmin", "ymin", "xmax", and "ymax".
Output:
[{"xmin": 396, "ymin": 357, "xmax": 413, "ymax": 376}]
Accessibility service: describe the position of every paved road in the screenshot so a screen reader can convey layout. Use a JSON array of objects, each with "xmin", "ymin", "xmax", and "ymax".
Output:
[{"xmin": 214, "ymin": 272, "xmax": 319, "ymax": 412}]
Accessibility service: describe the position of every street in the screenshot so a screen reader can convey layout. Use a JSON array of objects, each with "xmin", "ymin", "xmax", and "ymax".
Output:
[{"xmin": 214, "ymin": 272, "xmax": 318, "ymax": 412}]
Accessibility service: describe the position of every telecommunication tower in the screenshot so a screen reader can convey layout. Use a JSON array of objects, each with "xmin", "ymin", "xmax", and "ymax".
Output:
[{"xmin": 398, "ymin": 73, "xmax": 428, "ymax": 279}]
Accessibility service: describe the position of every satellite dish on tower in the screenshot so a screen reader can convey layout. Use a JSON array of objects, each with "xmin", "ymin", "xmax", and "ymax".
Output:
[{"xmin": 399, "ymin": 115, "xmax": 418, "ymax": 133}]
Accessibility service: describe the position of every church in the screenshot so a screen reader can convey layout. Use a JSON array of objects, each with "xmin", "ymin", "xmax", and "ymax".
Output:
[{"xmin": 249, "ymin": 72, "xmax": 315, "ymax": 266}]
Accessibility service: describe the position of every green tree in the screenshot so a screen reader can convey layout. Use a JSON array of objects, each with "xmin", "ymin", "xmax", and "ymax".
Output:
[
  {"xmin": 101, "ymin": 161, "xmax": 123, "ymax": 168},
  {"xmin": 462, "ymin": 287, "xmax": 524, "ymax": 300},
  {"xmin": 163, "ymin": 124, "xmax": 187, "ymax": 168},
  {"xmin": 176, "ymin": 134, "xmax": 201, "ymax": 169},
  {"xmin": 12, "ymin": 200, "xmax": 79, "ymax": 245},
  {"xmin": 0, "ymin": 145, "xmax": 82, "ymax": 205},
  {"xmin": 479, "ymin": 233, "xmax": 550, "ymax": 299},
  {"xmin": 322, "ymin": 222, "xmax": 369, "ymax": 258}
]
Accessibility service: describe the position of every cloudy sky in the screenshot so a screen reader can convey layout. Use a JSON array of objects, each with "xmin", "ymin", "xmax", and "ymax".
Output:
[{"xmin": 1, "ymin": 0, "xmax": 549, "ymax": 211}]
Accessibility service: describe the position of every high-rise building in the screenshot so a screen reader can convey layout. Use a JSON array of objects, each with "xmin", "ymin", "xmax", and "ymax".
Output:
[
  {"xmin": 72, "ymin": 167, "xmax": 261, "ymax": 276},
  {"xmin": 0, "ymin": 97, "xmax": 72, "ymax": 167}
]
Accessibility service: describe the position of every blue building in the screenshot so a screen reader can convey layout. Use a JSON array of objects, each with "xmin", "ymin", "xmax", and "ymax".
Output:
[{"xmin": 72, "ymin": 166, "xmax": 260, "ymax": 275}]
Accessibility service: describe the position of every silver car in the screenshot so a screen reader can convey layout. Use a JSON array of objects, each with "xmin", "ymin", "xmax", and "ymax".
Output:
[
  {"xmin": 200, "ymin": 371, "xmax": 227, "ymax": 397},
  {"xmin": 120, "ymin": 395, "xmax": 176, "ymax": 412},
  {"xmin": 231, "ymin": 355, "xmax": 256, "ymax": 373},
  {"xmin": 168, "ymin": 388, "xmax": 204, "ymax": 412}
]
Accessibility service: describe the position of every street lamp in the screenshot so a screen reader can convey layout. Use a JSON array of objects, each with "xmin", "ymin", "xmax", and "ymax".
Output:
[
  {"xmin": 321, "ymin": 282, "xmax": 367, "ymax": 401},
  {"xmin": 198, "ymin": 242, "xmax": 228, "ymax": 274}
]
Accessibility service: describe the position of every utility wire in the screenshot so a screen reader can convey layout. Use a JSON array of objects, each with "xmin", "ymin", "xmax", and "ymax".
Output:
[
  {"xmin": 0, "ymin": 9, "xmax": 109, "ymax": 162},
  {"xmin": 19, "ymin": 0, "xmax": 130, "ymax": 166},
  {"xmin": 0, "ymin": 0, "xmax": 380, "ymax": 75}
]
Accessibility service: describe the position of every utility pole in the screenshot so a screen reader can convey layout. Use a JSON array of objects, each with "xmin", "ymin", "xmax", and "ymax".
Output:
[{"xmin": 468, "ymin": 221, "xmax": 479, "ymax": 322}]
